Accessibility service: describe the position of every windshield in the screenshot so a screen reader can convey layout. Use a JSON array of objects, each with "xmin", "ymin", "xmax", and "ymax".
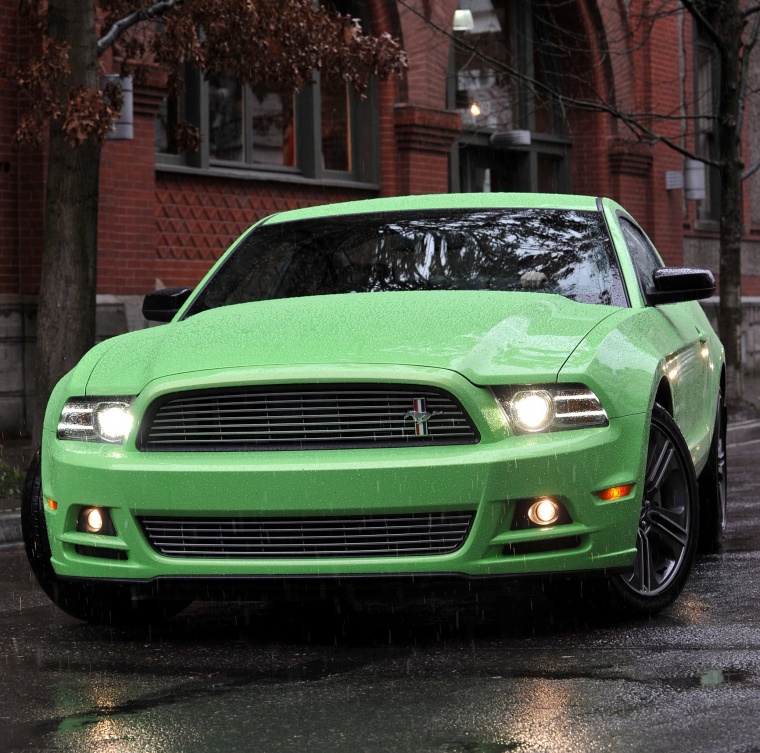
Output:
[{"xmin": 185, "ymin": 208, "xmax": 627, "ymax": 317}]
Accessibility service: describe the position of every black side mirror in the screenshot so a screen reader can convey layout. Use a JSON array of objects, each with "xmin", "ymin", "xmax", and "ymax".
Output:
[
  {"xmin": 645, "ymin": 268, "xmax": 716, "ymax": 305},
  {"xmin": 142, "ymin": 287, "xmax": 192, "ymax": 322}
]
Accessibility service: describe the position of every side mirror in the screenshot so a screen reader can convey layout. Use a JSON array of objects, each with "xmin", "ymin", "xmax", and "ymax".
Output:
[
  {"xmin": 142, "ymin": 287, "xmax": 192, "ymax": 322},
  {"xmin": 645, "ymin": 268, "xmax": 716, "ymax": 305}
]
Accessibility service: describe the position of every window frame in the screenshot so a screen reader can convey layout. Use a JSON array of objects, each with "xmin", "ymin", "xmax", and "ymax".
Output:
[
  {"xmin": 447, "ymin": 0, "xmax": 572, "ymax": 195},
  {"xmin": 618, "ymin": 215, "xmax": 665, "ymax": 304},
  {"xmin": 693, "ymin": 21, "xmax": 721, "ymax": 225}
]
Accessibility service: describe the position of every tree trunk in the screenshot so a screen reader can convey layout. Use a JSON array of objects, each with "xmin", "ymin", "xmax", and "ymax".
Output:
[
  {"xmin": 33, "ymin": 0, "xmax": 101, "ymax": 445},
  {"xmin": 716, "ymin": 1, "xmax": 744, "ymax": 408}
]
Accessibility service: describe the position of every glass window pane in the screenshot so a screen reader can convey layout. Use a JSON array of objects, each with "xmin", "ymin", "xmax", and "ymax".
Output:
[
  {"xmin": 453, "ymin": 0, "xmax": 516, "ymax": 130},
  {"xmin": 537, "ymin": 154, "xmax": 560, "ymax": 193},
  {"xmin": 208, "ymin": 74, "xmax": 244, "ymax": 162},
  {"xmin": 619, "ymin": 219, "xmax": 663, "ymax": 291},
  {"xmin": 251, "ymin": 91, "xmax": 296, "ymax": 167},
  {"xmin": 186, "ymin": 208, "xmax": 627, "ymax": 316},
  {"xmin": 321, "ymin": 78, "xmax": 351, "ymax": 172},
  {"xmin": 155, "ymin": 96, "xmax": 180, "ymax": 155}
]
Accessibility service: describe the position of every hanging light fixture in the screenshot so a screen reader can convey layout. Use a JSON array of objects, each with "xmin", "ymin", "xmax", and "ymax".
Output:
[{"xmin": 453, "ymin": 9, "xmax": 475, "ymax": 31}]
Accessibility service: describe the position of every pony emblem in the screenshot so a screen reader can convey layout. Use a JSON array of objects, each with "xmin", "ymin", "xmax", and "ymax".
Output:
[{"xmin": 404, "ymin": 397, "xmax": 440, "ymax": 437}]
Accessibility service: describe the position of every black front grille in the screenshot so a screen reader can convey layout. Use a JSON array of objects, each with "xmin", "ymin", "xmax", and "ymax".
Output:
[
  {"xmin": 139, "ymin": 384, "xmax": 479, "ymax": 451},
  {"xmin": 139, "ymin": 511, "xmax": 475, "ymax": 559}
]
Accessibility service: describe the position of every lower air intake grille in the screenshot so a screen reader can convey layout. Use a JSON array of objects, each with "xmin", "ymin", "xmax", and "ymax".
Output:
[
  {"xmin": 139, "ymin": 512, "xmax": 474, "ymax": 559},
  {"xmin": 138, "ymin": 384, "xmax": 478, "ymax": 451}
]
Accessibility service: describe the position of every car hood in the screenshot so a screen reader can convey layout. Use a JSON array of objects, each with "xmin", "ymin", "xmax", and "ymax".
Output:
[{"xmin": 85, "ymin": 291, "xmax": 618, "ymax": 393}]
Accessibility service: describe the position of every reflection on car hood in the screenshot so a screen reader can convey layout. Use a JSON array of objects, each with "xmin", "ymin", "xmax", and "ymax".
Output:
[{"xmin": 85, "ymin": 291, "xmax": 619, "ymax": 393}]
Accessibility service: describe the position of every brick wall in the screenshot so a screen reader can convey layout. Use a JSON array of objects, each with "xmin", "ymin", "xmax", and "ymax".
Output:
[{"xmin": 153, "ymin": 174, "xmax": 376, "ymax": 290}]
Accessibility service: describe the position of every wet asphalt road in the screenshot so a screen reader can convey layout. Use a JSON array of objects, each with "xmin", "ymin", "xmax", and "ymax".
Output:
[{"xmin": 1, "ymin": 442, "xmax": 760, "ymax": 753}]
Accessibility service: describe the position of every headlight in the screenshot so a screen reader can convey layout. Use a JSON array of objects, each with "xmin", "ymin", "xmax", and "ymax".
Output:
[
  {"xmin": 57, "ymin": 397, "xmax": 135, "ymax": 443},
  {"xmin": 493, "ymin": 385, "xmax": 608, "ymax": 434}
]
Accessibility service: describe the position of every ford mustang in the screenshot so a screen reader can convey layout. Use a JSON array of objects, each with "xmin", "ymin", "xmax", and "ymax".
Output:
[{"xmin": 22, "ymin": 193, "xmax": 726, "ymax": 625}]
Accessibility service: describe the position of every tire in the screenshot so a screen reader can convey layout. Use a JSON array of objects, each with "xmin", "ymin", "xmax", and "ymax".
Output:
[
  {"xmin": 697, "ymin": 393, "xmax": 727, "ymax": 553},
  {"xmin": 21, "ymin": 452, "xmax": 190, "ymax": 627},
  {"xmin": 608, "ymin": 404, "xmax": 700, "ymax": 616}
]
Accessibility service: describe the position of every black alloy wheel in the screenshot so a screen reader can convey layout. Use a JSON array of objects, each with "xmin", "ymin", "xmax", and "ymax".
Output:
[{"xmin": 610, "ymin": 404, "xmax": 699, "ymax": 615}]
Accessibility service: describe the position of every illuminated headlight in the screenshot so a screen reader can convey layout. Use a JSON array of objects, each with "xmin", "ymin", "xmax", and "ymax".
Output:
[
  {"xmin": 57, "ymin": 397, "xmax": 135, "ymax": 443},
  {"xmin": 493, "ymin": 384, "xmax": 608, "ymax": 434},
  {"xmin": 510, "ymin": 390, "xmax": 554, "ymax": 432}
]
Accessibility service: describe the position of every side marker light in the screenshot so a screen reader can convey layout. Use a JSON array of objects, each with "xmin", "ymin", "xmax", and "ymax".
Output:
[
  {"xmin": 47, "ymin": 499, "xmax": 58, "ymax": 510},
  {"xmin": 596, "ymin": 484, "xmax": 634, "ymax": 501}
]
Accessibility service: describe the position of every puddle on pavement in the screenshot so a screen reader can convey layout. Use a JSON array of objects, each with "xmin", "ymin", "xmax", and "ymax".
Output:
[{"xmin": 667, "ymin": 667, "xmax": 750, "ymax": 689}]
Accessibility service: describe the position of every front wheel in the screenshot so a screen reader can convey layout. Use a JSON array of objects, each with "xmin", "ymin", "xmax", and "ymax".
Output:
[
  {"xmin": 21, "ymin": 452, "xmax": 190, "ymax": 627},
  {"xmin": 609, "ymin": 404, "xmax": 700, "ymax": 616}
]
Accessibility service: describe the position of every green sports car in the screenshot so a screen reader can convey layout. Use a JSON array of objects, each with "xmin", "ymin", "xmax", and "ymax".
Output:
[{"xmin": 22, "ymin": 193, "xmax": 726, "ymax": 625}]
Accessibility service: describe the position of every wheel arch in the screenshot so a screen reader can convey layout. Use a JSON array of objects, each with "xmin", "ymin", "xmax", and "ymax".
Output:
[{"xmin": 653, "ymin": 376, "xmax": 673, "ymax": 416}]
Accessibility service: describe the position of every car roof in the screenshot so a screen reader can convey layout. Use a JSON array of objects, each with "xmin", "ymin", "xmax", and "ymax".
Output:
[{"xmin": 261, "ymin": 193, "xmax": 603, "ymax": 225}]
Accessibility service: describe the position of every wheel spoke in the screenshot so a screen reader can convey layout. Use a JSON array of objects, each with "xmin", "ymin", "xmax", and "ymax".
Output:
[
  {"xmin": 646, "ymin": 438, "xmax": 675, "ymax": 495},
  {"xmin": 638, "ymin": 528, "xmax": 654, "ymax": 593},
  {"xmin": 648, "ymin": 508, "xmax": 689, "ymax": 552},
  {"xmin": 619, "ymin": 408, "xmax": 697, "ymax": 602}
]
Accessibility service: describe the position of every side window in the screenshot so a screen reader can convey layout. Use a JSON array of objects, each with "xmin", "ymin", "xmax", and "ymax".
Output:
[{"xmin": 619, "ymin": 218, "xmax": 663, "ymax": 296}]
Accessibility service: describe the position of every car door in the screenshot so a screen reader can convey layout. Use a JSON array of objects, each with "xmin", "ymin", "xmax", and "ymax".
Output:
[{"xmin": 618, "ymin": 217, "xmax": 710, "ymax": 453}]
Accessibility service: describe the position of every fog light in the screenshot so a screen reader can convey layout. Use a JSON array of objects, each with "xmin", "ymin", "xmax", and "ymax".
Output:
[
  {"xmin": 76, "ymin": 506, "xmax": 116, "ymax": 536},
  {"xmin": 86, "ymin": 508, "xmax": 103, "ymax": 533},
  {"xmin": 528, "ymin": 497, "xmax": 561, "ymax": 526}
]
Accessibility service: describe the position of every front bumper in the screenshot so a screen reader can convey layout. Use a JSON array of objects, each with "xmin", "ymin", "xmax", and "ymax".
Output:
[{"xmin": 41, "ymin": 405, "xmax": 649, "ymax": 585}]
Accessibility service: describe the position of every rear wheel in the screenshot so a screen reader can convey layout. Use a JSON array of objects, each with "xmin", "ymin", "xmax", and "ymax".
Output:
[
  {"xmin": 698, "ymin": 393, "xmax": 727, "ymax": 553},
  {"xmin": 21, "ymin": 452, "xmax": 190, "ymax": 627},
  {"xmin": 609, "ymin": 404, "xmax": 699, "ymax": 615}
]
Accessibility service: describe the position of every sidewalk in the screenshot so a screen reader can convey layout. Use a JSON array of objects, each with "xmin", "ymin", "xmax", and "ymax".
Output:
[
  {"xmin": 2, "ymin": 376, "xmax": 760, "ymax": 547},
  {"xmin": 0, "ymin": 438, "xmax": 33, "ymax": 547}
]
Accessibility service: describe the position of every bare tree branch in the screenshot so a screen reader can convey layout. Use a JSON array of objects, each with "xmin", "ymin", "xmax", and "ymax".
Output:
[
  {"xmin": 743, "ymin": 157, "xmax": 760, "ymax": 180},
  {"xmin": 97, "ymin": 0, "xmax": 181, "ymax": 56}
]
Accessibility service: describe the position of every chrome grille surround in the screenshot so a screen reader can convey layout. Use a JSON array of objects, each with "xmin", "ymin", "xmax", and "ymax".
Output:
[
  {"xmin": 138, "ymin": 384, "xmax": 479, "ymax": 451},
  {"xmin": 139, "ymin": 512, "xmax": 475, "ymax": 558}
]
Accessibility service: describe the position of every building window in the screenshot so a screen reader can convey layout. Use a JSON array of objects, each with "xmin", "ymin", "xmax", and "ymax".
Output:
[
  {"xmin": 206, "ymin": 76, "xmax": 297, "ymax": 168},
  {"xmin": 156, "ymin": 1, "xmax": 377, "ymax": 184},
  {"xmin": 694, "ymin": 24, "xmax": 720, "ymax": 223},
  {"xmin": 449, "ymin": 0, "xmax": 571, "ymax": 194}
]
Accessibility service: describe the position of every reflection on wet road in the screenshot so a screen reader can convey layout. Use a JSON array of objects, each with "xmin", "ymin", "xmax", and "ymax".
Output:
[{"xmin": 1, "ymin": 443, "xmax": 759, "ymax": 752}]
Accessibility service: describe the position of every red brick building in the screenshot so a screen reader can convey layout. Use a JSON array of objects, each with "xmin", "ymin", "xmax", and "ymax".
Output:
[{"xmin": 1, "ymin": 0, "xmax": 759, "ymax": 434}]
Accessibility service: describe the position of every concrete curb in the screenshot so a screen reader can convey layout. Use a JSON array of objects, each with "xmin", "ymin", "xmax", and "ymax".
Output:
[
  {"xmin": 728, "ymin": 419, "xmax": 760, "ymax": 446},
  {"xmin": 0, "ymin": 507, "xmax": 21, "ymax": 548},
  {"xmin": 1, "ymin": 420, "xmax": 759, "ymax": 548}
]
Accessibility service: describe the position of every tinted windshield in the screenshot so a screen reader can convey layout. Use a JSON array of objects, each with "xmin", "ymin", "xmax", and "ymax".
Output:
[{"xmin": 185, "ymin": 208, "xmax": 626, "ymax": 317}]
